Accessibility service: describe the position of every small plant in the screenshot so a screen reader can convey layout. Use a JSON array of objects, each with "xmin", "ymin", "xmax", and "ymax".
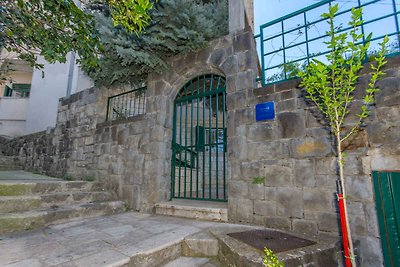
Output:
[
  {"xmin": 252, "ymin": 176, "xmax": 265, "ymax": 184},
  {"xmin": 263, "ymin": 247, "xmax": 284, "ymax": 267},
  {"xmin": 123, "ymin": 202, "xmax": 131, "ymax": 211},
  {"xmin": 83, "ymin": 176, "xmax": 95, "ymax": 182}
]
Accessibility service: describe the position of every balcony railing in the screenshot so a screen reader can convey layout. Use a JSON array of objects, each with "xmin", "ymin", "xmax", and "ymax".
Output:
[
  {"xmin": 255, "ymin": 0, "xmax": 400, "ymax": 86},
  {"xmin": 106, "ymin": 87, "xmax": 147, "ymax": 121}
]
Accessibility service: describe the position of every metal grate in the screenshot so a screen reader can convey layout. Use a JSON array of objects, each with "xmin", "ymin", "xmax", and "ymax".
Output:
[
  {"xmin": 255, "ymin": 0, "xmax": 400, "ymax": 86},
  {"xmin": 106, "ymin": 87, "xmax": 146, "ymax": 121},
  {"xmin": 228, "ymin": 229, "xmax": 316, "ymax": 253}
]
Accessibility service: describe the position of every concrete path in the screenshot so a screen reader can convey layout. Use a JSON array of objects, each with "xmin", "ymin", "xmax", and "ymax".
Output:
[
  {"xmin": 0, "ymin": 212, "xmax": 234, "ymax": 267},
  {"xmin": 0, "ymin": 171, "xmax": 61, "ymax": 182}
]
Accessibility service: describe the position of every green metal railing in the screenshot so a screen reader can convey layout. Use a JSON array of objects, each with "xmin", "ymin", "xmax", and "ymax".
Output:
[
  {"xmin": 255, "ymin": 0, "xmax": 400, "ymax": 86},
  {"xmin": 106, "ymin": 87, "xmax": 146, "ymax": 121}
]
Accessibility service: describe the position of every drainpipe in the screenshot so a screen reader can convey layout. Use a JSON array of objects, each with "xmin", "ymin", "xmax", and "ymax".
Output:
[
  {"xmin": 66, "ymin": 52, "xmax": 76, "ymax": 97},
  {"xmin": 66, "ymin": 0, "xmax": 80, "ymax": 97}
]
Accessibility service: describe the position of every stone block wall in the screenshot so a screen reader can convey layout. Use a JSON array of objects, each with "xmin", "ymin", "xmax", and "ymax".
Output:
[
  {"xmin": 0, "ymin": 24, "xmax": 399, "ymax": 266},
  {"xmin": 227, "ymin": 57, "xmax": 400, "ymax": 266}
]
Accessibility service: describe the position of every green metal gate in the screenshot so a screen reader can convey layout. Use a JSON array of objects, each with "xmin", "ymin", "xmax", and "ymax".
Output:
[
  {"xmin": 372, "ymin": 171, "xmax": 400, "ymax": 267},
  {"xmin": 171, "ymin": 74, "xmax": 227, "ymax": 202}
]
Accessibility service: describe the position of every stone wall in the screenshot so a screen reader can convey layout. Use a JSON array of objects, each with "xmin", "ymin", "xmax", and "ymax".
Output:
[
  {"xmin": 227, "ymin": 56, "xmax": 400, "ymax": 266},
  {"xmin": 0, "ymin": 29, "xmax": 259, "ymax": 213},
  {"xmin": 0, "ymin": 24, "xmax": 399, "ymax": 266}
]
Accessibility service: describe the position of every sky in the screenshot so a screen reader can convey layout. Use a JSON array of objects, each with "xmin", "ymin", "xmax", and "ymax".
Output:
[{"xmin": 254, "ymin": 0, "xmax": 317, "ymax": 35}]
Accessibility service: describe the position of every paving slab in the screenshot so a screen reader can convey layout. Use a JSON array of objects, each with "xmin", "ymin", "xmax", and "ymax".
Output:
[
  {"xmin": 163, "ymin": 257, "xmax": 219, "ymax": 267},
  {"xmin": 0, "ymin": 171, "xmax": 61, "ymax": 182},
  {"xmin": 0, "ymin": 212, "xmax": 237, "ymax": 267}
]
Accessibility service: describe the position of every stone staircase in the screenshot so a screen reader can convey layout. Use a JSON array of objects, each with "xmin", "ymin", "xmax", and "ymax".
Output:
[
  {"xmin": 0, "ymin": 171, "xmax": 125, "ymax": 234},
  {"xmin": 0, "ymin": 155, "xmax": 21, "ymax": 171}
]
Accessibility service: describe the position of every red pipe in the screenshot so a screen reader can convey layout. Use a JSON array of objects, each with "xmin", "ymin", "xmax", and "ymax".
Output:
[{"xmin": 338, "ymin": 193, "xmax": 352, "ymax": 267}]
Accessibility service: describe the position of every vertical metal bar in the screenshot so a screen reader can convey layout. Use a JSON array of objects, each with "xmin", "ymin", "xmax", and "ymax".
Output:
[
  {"xmin": 106, "ymin": 97, "xmax": 110, "ymax": 121},
  {"xmin": 190, "ymin": 81, "xmax": 194, "ymax": 198},
  {"xmin": 171, "ymin": 102, "xmax": 177, "ymax": 199},
  {"xmin": 142, "ymin": 90, "xmax": 146, "ymax": 114},
  {"xmin": 184, "ymin": 94, "xmax": 189, "ymax": 198},
  {"xmin": 196, "ymin": 77, "xmax": 200, "ymax": 198},
  {"xmin": 215, "ymin": 77, "xmax": 220, "ymax": 200},
  {"xmin": 202, "ymin": 77, "xmax": 206, "ymax": 199},
  {"xmin": 208, "ymin": 75, "xmax": 213, "ymax": 199},
  {"xmin": 119, "ymin": 95, "xmax": 122, "ymax": 118},
  {"xmin": 138, "ymin": 90, "xmax": 142, "ymax": 115},
  {"xmin": 129, "ymin": 92, "xmax": 133, "ymax": 116},
  {"xmin": 260, "ymin": 26, "xmax": 266, "ymax": 86},
  {"xmin": 222, "ymin": 90, "xmax": 226, "ymax": 200},
  {"xmin": 304, "ymin": 12, "xmax": 310, "ymax": 65},
  {"xmin": 281, "ymin": 20, "xmax": 287, "ymax": 79},
  {"xmin": 179, "ymin": 102, "xmax": 183, "ymax": 197},
  {"xmin": 392, "ymin": 0, "xmax": 400, "ymax": 50},
  {"xmin": 125, "ymin": 94, "xmax": 128, "ymax": 117},
  {"xmin": 133, "ymin": 91, "xmax": 137, "ymax": 115}
]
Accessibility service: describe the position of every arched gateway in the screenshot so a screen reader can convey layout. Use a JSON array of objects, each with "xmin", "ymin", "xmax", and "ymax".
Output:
[{"xmin": 171, "ymin": 74, "xmax": 227, "ymax": 202}]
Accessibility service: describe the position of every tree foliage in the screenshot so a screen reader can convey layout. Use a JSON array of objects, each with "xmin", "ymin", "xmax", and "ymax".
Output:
[
  {"xmin": 109, "ymin": 0, "xmax": 157, "ymax": 33},
  {"xmin": 0, "ymin": 0, "xmax": 101, "ymax": 73},
  {"xmin": 85, "ymin": 0, "xmax": 228, "ymax": 86},
  {"xmin": 0, "ymin": 0, "xmax": 158, "ymax": 82},
  {"xmin": 299, "ymin": 5, "xmax": 388, "ymax": 266}
]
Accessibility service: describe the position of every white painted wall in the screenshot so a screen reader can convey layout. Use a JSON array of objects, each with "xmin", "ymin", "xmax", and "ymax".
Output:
[
  {"xmin": 0, "ymin": 97, "xmax": 29, "ymax": 137},
  {"xmin": 25, "ymin": 53, "xmax": 93, "ymax": 134}
]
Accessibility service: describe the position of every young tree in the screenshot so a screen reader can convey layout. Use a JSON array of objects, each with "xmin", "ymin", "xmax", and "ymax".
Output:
[{"xmin": 299, "ymin": 5, "xmax": 388, "ymax": 266}]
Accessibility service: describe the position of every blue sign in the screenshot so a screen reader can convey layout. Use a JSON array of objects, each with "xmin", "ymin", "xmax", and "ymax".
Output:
[{"xmin": 255, "ymin": 102, "xmax": 275, "ymax": 121}]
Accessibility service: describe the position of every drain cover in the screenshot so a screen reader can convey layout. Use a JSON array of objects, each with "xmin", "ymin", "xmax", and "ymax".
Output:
[{"xmin": 228, "ymin": 229, "xmax": 316, "ymax": 253}]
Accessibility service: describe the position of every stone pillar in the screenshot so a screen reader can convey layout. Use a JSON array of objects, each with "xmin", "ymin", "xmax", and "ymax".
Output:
[
  {"xmin": 229, "ymin": 0, "xmax": 246, "ymax": 33},
  {"xmin": 229, "ymin": 0, "xmax": 254, "ymax": 34},
  {"xmin": 244, "ymin": 0, "xmax": 254, "ymax": 32}
]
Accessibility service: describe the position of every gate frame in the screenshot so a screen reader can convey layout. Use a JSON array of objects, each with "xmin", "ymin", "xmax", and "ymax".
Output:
[{"xmin": 170, "ymin": 74, "xmax": 228, "ymax": 202}]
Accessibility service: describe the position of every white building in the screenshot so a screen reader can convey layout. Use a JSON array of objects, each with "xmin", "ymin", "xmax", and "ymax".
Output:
[{"xmin": 0, "ymin": 49, "xmax": 93, "ymax": 138}]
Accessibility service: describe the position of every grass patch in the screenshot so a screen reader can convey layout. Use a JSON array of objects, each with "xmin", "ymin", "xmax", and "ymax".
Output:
[{"xmin": 252, "ymin": 176, "xmax": 265, "ymax": 185}]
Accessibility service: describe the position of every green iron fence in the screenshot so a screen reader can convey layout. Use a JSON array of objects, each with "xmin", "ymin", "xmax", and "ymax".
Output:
[
  {"xmin": 106, "ymin": 87, "xmax": 147, "ymax": 121},
  {"xmin": 171, "ymin": 74, "xmax": 227, "ymax": 202},
  {"xmin": 255, "ymin": 0, "xmax": 400, "ymax": 86}
]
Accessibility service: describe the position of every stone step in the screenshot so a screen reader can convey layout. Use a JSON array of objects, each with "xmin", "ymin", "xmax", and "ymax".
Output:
[
  {"xmin": 0, "ymin": 191, "xmax": 115, "ymax": 213},
  {"xmin": 182, "ymin": 231, "xmax": 219, "ymax": 257},
  {"xmin": 154, "ymin": 199, "xmax": 227, "ymax": 222},
  {"xmin": 0, "ymin": 180, "xmax": 106, "ymax": 196},
  {"xmin": 162, "ymin": 256, "xmax": 220, "ymax": 267},
  {"xmin": 0, "ymin": 156, "xmax": 21, "ymax": 170},
  {"xmin": 0, "ymin": 200, "xmax": 125, "ymax": 234}
]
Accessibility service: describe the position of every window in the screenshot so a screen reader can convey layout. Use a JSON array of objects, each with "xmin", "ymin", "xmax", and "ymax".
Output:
[{"xmin": 3, "ymin": 84, "xmax": 31, "ymax": 98}]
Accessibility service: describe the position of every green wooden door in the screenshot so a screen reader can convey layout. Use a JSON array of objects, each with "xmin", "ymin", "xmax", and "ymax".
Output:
[
  {"xmin": 372, "ymin": 171, "xmax": 400, "ymax": 267},
  {"xmin": 171, "ymin": 74, "xmax": 227, "ymax": 201}
]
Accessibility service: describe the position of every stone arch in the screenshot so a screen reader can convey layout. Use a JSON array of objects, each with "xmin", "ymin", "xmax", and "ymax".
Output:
[{"xmin": 143, "ymin": 31, "xmax": 259, "ymax": 204}]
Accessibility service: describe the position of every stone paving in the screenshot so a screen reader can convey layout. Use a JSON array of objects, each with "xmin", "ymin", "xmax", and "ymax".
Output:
[
  {"xmin": 0, "ymin": 171, "xmax": 61, "ymax": 182},
  {"xmin": 0, "ymin": 212, "xmax": 232, "ymax": 267}
]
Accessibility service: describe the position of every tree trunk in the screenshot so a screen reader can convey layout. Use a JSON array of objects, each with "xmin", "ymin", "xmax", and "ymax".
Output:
[{"xmin": 337, "ymin": 133, "xmax": 356, "ymax": 267}]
